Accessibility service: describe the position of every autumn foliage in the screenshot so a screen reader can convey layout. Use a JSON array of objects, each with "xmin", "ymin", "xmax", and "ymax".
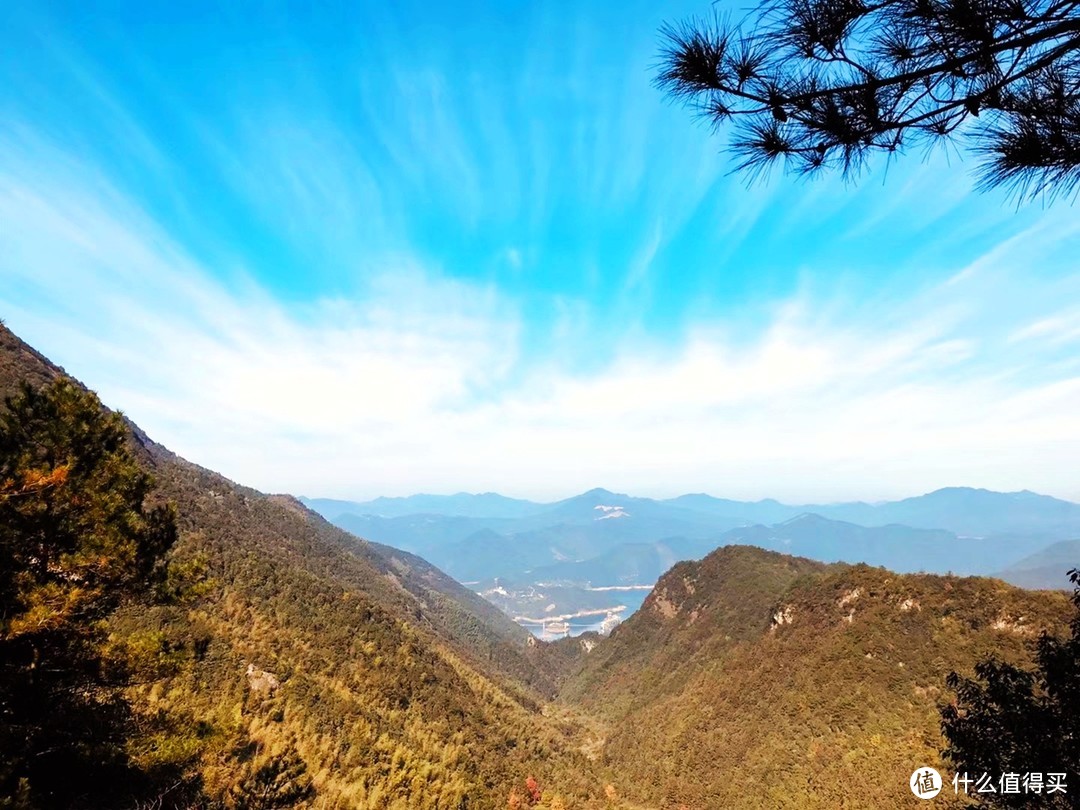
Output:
[
  {"xmin": 507, "ymin": 776, "xmax": 541, "ymax": 808},
  {"xmin": 525, "ymin": 775, "xmax": 542, "ymax": 805}
]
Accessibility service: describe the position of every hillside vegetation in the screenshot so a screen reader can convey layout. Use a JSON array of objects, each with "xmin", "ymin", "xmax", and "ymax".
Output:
[
  {"xmin": 0, "ymin": 324, "xmax": 613, "ymax": 809},
  {"xmin": 560, "ymin": 545, "xmax": 1073, "ymax": 808},
  {"xmin": 2, "ymin": 321, "xmax": 1076, "ymax": 810}
]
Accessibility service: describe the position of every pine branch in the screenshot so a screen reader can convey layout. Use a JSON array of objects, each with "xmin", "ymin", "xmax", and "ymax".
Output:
[{"xmin": 658, "ymin": 0, "xmax": 1080, "ymax": 197}]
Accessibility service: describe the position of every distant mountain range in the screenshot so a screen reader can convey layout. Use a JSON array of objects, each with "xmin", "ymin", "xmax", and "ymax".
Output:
[
  {"xmin": 811, "ymin": 486, "xmax": 1080, "ymax": 536},
  {"xmin": 303, "ymin": 485, "xmax": 1080, "ymax": 537},
  {"xmin": 716, "ymin": 513, "xmax": 1034, "ymax": 575},
  {"xmin": 304, "ymin": 485, "xmax": 1080, "ymax": 635},
  {"xmin": 996, "ymin": 540, "xmax": 1080, "ymax": 590},
  {"xmin": 301, "ymin": 492, "xmax": 545, "ymax": 520}
]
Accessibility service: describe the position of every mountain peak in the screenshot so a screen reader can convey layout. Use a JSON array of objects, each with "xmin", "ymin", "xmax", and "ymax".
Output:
[
  {"xmin": 581, "ymin": 487, "xmax": 620, "ymax": 498},
  {"xmin": 561, "ymin": 487, "xmax": 632, "ymax": 504},
  {"xmin": 779, "ymin": 512, "xmax": 835, "ymax": 527}
]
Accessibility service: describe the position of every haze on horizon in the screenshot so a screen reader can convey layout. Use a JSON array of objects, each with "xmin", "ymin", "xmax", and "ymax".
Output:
[
  {"xmin": 2, "ymin": 1, "xmax": 1079, "ymax": 505},
  {"xmin": 302, "ymin": 485, "xmax": 1080, "ymax": 510}
]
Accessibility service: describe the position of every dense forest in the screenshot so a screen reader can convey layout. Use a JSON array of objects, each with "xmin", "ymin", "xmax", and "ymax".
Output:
[
  {"xmin": 561, "ymin": 546, "xmax": 1075, "ymax": 807},
  {"xmin": 0, "ymin": 321, "xmax": 1076, "ymax": 808}
]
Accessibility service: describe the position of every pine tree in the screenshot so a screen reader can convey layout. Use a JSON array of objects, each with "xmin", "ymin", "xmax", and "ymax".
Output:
[
  {"xmin": 658, "ymin": 0, "xmax": 1080, "ymax": 198},
  {"xmin": 0, "ymin": 380, "xmax": 178, "ymax": 808}
]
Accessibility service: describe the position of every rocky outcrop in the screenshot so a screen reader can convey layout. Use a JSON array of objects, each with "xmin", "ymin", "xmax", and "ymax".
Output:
[{"xmin": 246, "ymin": 663, "xmax": 281, "ymax": 695}]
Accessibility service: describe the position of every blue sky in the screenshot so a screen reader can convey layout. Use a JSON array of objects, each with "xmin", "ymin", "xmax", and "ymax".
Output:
[{"xmin": 1, "ymin": 0, "xmax": 1079, "ymax": 502}]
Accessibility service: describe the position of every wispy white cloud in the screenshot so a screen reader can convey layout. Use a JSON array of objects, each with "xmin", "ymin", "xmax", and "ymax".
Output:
[
  {"xmin": 2, "ymin": 132, "xmax": 1079, "ymax": 504},
  {"xmin": 4, "ymin": 0, "xmax": 1080, "ymax": 506},
  {"xmin": 1009, "ymin": 312, "xmax": 1080, "ymax": 346}
]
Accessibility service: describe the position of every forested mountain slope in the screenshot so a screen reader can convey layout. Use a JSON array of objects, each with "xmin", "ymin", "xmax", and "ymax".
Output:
[
  {"xmin": 6, "ymin": 320, "xmax": 1075, "ymax": 810},
  {"xmin": 559, "ymin": 545, "xmax": 1074, "ymax": 809},
  {"xmin": 0, "ymin": 323, "xmax": 608, "ymax": 809}
]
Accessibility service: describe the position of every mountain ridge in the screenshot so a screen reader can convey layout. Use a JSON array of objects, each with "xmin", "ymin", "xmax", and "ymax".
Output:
[
  {"xmin": 996, "ymin": 539, "xmax": 1080, "ymax": 590},
  {"xmin": 323, "ymin": 493, "xmax": 1077, "ymax": 635},
  {"xmin": 559, "ymin": 543, "xmax": 1075, "ymax": 808},
  {"xmin": 5, "ymin": 321, "xmax": 1078, "ymax": 808},
  {"xmin": 0, "ymin": 323, "xmax": 609, "ymax": 807},
  {"xmin": 306, "ymin": 485, "xmax": 1080, "ymax": 525}
]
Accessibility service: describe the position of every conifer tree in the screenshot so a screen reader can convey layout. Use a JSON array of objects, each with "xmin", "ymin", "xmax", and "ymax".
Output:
[
  {"xmin": 658, "ymin": 0, "xmax": 1080, "ymax": 198},
  {"xmin": 0, "ymin": 379, "xmax": 178, "ymax": 808}
]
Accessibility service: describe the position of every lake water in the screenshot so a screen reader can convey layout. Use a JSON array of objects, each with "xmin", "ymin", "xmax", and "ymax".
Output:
[{"xmin": 522, "ymin": 591, "xmax": 651, "ymax": 639}]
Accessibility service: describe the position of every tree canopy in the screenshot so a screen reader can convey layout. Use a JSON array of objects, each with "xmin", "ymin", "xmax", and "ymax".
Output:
[
  {"xmin": 657, "ymin": 0, "xmax": 1080, "ymax": 198},
  {"xmin": 942, "ymin": 568, "xmax": 1080, "ymax": 807},
  {"xmin": 0, "ymin": 380, "xmax": 178, "ymax": 808}
]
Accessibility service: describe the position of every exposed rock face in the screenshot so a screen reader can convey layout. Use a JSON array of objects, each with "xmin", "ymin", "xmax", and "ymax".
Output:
[
  {"xmin": 246, "ymin": 663, "xmax": 281, "ymax": 695},
  {"xmin": 650, "ymin": 587, "xmax": 679, "ymax": 619},
  {"xmin": 990, "ymin": 615, "xmax": 1034, "ymax": 635},
  {"xmin": 770, "ymin": 605, "xmax": 794, "ymax": 630},
  {"xmin": 837, "ymin": 587, "xmax": 862, "ymax": 608}
]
